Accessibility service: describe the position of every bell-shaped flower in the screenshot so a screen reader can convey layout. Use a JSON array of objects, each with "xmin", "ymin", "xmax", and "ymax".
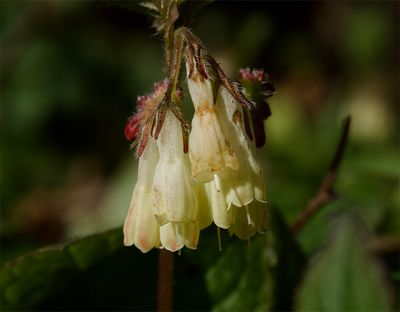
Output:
[
  {"xmin": 214, "ymin": 86, "xmax": 267, "ymax": 208},
  {"xmin": 186, "ymin": 62, "xmax": 238, "ymax": 183},
  {"xmin": 123, "ymin": 136, "xmax": 160, "ymax": 252},
  {"xmin": 152, "ymin": 110, "xmax": 200, "ymax": 251}
]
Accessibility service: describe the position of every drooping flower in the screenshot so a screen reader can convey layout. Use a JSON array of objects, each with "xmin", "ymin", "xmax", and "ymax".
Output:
[
  {"xmin": 185, "ymin": 67, "xmax": 268, "ymax": 242},
  {"xmin": 202, "ymin": 84, "xmax": 269, "ymax": 241},
  {"xmin": 123, "ymin": 135, "xmax": 160, "ymax": 252},
  {"xmin": 213, "ymin": 85, "xmax": 266, "ymax": 208},
  {"xmin": 153, "ymin": 110, "xmax": 199, "ymax": 251},
  {"xmin": 186, "ymin": 60, "xmax": 238, "ymax": 183},
  {"xmin": 123, "ymin": 82, "xmax": 200, "ymax": 253},
  {"xmin": 184, "ymin": 44, "xmax": 269, "ymax": 240}
]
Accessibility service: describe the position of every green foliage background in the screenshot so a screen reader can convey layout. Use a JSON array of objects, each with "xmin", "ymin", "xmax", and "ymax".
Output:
[{"xmin": 1, "ymin": 1, "xmax": 398, "ymax": 311}]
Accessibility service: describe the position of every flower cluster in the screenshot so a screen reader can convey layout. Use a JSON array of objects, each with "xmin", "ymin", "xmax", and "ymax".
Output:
[{"xmin": 123, "ymin": 34, "xmax": 274, "ymax": 253}]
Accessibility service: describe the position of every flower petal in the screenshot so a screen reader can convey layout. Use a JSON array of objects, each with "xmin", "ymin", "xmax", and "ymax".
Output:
[
  {"xmin": 160, "ymin": 222, "xmax": 199, "ymax": 252},
  {"xmin": 197, "ymin": 179, "xmax": 233, "ymax": 229},
  {"xmin": 153, "ymin": 111, "xmax": 198, "ymax": 224},
  {"xmin": 123, "ymin": 186, "xmax": 160, "ymax": 252}
]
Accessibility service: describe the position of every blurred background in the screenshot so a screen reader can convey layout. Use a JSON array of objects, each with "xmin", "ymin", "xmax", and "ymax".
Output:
[{"xmin": 1, "ymin": 0, "xmax": 398, "ymax": 310}]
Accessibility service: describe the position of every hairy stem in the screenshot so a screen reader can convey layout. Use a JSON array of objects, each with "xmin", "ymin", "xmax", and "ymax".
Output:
[
  {"xmin": 169, "ymin": 29, "xmax": 186, "ymax": 102},
  {"xmin": 162, "ymin": 0, "xmax": 178, "ymax": 68}
]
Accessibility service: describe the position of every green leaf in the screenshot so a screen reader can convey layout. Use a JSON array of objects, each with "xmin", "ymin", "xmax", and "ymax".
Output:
[
  {"xmin": 0, "ymin": 228, "xmax": 121, "ymax": 310},
  {"xmin": 295, "ymin": 214, "xmax": 392, "ymax": 311},
  {"xmin": 205, "ymin": 208, "xmax": 305, "ymax": 311},
  {"xmin": 0, "ymin": 227, "xmax": 213, "ymax": 311},
  {"xmin": 0, "ymin": 209, "xmax": 303, "ymax": 311}
]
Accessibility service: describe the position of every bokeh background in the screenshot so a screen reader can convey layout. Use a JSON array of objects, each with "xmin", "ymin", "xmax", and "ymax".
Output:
[{"xmin": 1, "ymin": 1, "xmax": 398, "ymax": 311}]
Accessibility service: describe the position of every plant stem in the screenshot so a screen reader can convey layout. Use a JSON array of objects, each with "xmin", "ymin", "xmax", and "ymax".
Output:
[
  {"xmin": 291, "ymin": 116, "xmax": 351, "ymax": 234},
  {"xmin": 157, "ymin": 249, "xmax": 174, "ymax": 311}
]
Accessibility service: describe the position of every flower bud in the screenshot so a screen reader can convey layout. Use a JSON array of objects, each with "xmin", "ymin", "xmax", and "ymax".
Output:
[{"xmin": 238, "ymin": 68, "xmax": 275, "ymax": 148}]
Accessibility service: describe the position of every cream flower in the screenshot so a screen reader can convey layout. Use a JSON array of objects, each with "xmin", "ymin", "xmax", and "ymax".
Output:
[
  {"xmin": 123, "ymin": 136, "xmax": 160, "ymax": 252},
  {"xmin": 186, "ymin": 59, "xmax": 267, "ymax": 240},
  {"xmin": 187, "ymin": 62, "xmax": 238, "ymax": 183},
  {"xmin": 196, "ymin": 176, "xmax": 268, "ymax": 243},
  {"xmin": 214, "ymin": 86, "xmax": 266, "ymax": 208},
  {"xmin": 160, "ymin": 222, "xmax": 199, "ymax": 252},
  {"xmin": 152, "ymin": 110, "xmax": 200, "ymax": 251},
  {"xmin": 196, "ymin": 179, "xmax": 233, "ymax": 230}
]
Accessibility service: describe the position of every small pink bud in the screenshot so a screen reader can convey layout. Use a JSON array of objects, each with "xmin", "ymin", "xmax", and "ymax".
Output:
[
  {"xmin": 252, "ymin": 69, "xmax": 265, "ymax": 81},
  {"xmin": 239, "ymin": 67, "xmax": 252, "ymax": 80},
  {"xmin": 239, "ymin": 68, "xmax": 265, "ymax": 82}
]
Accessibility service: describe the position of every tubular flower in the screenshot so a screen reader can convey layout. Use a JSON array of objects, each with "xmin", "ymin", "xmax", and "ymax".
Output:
[
  {"xmin": 194, "ymin": 90, "xmax": 268, "ymax": 236},
  {"xmin": 214, "ymin": 86, "xmax": 266, "ymax": 208},
  {"xmin": 123, "ymin": 82, "xmax": 199, "ymax": 253},
  {"xmin": 123, "ymin": 135, "xmax": 160, "ymax": 252},
  {"xmin": 153, "ymin": 111, "xmax": 199, "ymax": 251},
  {"xmin": 186, "ymin": 61, "xmax": 238, "ymax": 183}
]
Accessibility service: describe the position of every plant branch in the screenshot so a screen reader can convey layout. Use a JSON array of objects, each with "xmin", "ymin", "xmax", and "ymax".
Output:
[
  {"xmin": 291, "ymin": 116, "xmax": 352, "ymax": 235},
  {"xmin": 157, "ymin": 249, "xmax": 174, "ymax": 312}
]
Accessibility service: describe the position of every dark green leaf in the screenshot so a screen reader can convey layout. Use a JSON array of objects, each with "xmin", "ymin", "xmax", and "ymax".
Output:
[
  {"xmin": 205, "ymin": 208, "xmax": 305, "ymax": 311},
  {"xmin": 0, "ymin": 228, "xmax": 123, "ymax": 310},
  {"xmin": 295, "ymin": 214, "xmax": 392, "ymax": 311},
  {"xmin": 0, "ymin": 227, "xmax": 213, "ymax": 311}
]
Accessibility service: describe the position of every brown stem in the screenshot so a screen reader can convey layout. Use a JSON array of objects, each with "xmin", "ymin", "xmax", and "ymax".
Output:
[
  {"xmin": 157, "ymin": 249, "xmax": 174, "ymax": 312},
  {"xmin": 291, "ymin": 116, "xmax": 351, "ymax": 234}
]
